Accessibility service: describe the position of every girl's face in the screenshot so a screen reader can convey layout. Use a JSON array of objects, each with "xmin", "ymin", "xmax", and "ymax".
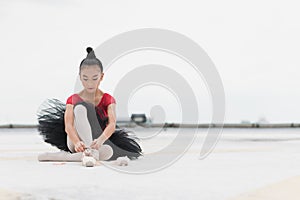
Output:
[{"xmin": 79, "ymin": 65, "xmax": 103, "ymax": 93}]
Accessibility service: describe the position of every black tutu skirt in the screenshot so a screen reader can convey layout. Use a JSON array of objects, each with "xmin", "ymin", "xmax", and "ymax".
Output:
[{"xmin": 36, "ymin": 98, "xmax": 143, "ymax": 161}]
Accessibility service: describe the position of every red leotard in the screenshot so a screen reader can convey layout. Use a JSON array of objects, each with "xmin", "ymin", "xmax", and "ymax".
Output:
[{"xmin": 66, "ymin": 93, "xmax": 116, "ymax": 118}]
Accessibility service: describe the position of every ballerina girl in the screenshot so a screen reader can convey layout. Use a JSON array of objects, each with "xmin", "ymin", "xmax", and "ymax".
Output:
[{"xmin": 37, "ymin": 47, "xmax": 143, "ymax": 166}]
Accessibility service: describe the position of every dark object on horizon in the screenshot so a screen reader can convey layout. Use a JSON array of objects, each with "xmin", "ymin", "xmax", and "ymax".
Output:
[{"xmin": 131, "ymin": 114, "xmax": 147, "ymax": 123}]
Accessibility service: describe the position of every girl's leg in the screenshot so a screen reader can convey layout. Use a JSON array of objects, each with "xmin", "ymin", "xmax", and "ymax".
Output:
[
  {"xmin": 73, "ymin": 103, "xmax": 94, "ymax": 146},
  {"xmin": 66, "ymin": 103, "xmax": 93, "ymax": 154},
  {"xmin": 66, "ymin": 102, "xmax": 113, "ymax": 160},
  {"xmin": 98, "ymin": 144, "xmax": 113, "ymax": 161}
]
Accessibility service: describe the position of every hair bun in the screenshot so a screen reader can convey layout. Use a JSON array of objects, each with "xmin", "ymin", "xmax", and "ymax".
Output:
[
  {"xmin": 86, "ymin": 47, "xmax": 93, "ymax": 54},
  {"xmin": 86, "ymin": 47, "xmax": 96, "ymax": 59}
]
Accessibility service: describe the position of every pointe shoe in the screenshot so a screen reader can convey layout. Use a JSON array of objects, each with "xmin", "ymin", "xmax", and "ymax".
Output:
[
  {"xmin": 82, "ymin": 147, "xmax": 97, "ymax": 167},
  {"xmin": 115, "ymin": 156, "xmax": 130, "ymax": 166},
  {"xmin": 82, "ymin": 156, "xmax": 96, "ymax": 167}
]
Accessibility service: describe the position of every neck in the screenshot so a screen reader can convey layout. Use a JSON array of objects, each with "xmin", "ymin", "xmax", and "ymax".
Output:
[{"xmin": 82, "ymin": 89, "xmax": 100, "ymax": 99}]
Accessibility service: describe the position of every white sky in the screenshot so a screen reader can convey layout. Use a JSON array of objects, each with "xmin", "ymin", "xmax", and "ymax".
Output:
[{"xmin": 1, "ymin": 0, "xmax": 300, "ymax": 124}]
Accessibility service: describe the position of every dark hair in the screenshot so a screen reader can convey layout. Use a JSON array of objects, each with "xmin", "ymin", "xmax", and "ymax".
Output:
[{"xmin": 79, "ymin": 47, "xmax": 103, "ymax": 74}]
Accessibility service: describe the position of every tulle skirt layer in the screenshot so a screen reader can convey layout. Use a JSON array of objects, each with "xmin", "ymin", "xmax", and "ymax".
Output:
[{"xmin": 36, "ymin": 98, "xmax": 143, "ymax": 161}]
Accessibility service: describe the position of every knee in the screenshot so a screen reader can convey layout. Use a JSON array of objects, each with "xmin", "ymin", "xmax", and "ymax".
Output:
[
  {"xmin": 99, "ymin": 145, "xmax": 113, "ymax": 161},
  {"xmin": 74, "ymin": 104, "xmax": 87, "ymax": 116}
]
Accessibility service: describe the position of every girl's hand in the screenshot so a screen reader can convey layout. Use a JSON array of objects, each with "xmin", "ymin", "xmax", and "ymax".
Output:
[
  {"xmin": 75, "ymin": 141, "xmax": 86, "ymax": 152},
  {"xmin": 90, "ymin": 138, "xmax": 103, "ymax": 150}
]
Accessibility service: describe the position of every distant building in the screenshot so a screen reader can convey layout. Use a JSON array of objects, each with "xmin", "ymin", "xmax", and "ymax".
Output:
[{"xmin": 117, "ymin": 113, "xmax": 152, "ymax": 126}]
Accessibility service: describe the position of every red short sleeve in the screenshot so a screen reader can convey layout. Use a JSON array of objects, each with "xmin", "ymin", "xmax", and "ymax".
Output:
[
  {"xmin": 66, "ymin": 94, "xmax": 82, "ymax": 105},
  {"xmin": 66, "ymin": 95, "xmax": 73, "ymax": 104},
  {"xmin": 103, "ymin": 93, "xmax": 116, "ymax": 107}
]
